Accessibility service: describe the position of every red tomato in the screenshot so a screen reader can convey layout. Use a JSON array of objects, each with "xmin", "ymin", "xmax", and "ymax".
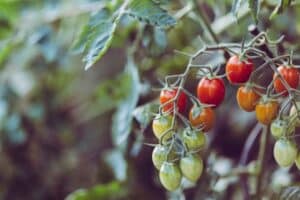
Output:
[
  {"xmin": 160, "ymin": 88, "xmax": 187, "ymax": 113},
  {"xmin": 189, "ymin": 106, "xmax": 215, "ymax": 131},
  {"xmin": 226, "ymin": 55, "xmax": 254, "ymax": 84},
  {"xmin": 197, "ymin": 77, "xmax": 225, "ymax": 107},
  {"xmin": 236, "ymin": 86, "xmax": 260, "ymax": 112},
  {"xmin": 273, "ymin": 66, "xmax": 299, "ymax": 95}
]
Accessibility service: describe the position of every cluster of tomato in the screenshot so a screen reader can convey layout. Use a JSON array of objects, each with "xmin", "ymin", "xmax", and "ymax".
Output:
[{"xmin": 151, "ymin": 54, "xmax": 300, "ymax": 191}]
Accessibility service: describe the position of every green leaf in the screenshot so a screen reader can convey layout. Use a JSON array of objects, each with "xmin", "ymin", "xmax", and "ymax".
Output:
[
  {"xmin": 112, "ymin": 55, "xmax": 140, "ymax": 146},
  {"xmin": 133, "ymin": 102, "xmax": 158, "ymax": 129},
  {"xmin": 279, "ymin": 186, "xmax": 300, "ymax": 200},
  {"xmin": 248, "ymin": 0, "xmax": 260, "ymax": 23},
  {"xmin": 270, "ymin": 0, "xmax": 292, "ymax": 20},
  {"xmin": 231, "ymin": 0, "xmax": 244, "ymax": 17},
  {"xmin": 65, "ymin": 182, "xmax": 124, "ymax": 200},
  {"xmin": 104, "ymin": 150, "xmax": 127, "ymax": 181},
  {"xmin": 72, "ymin": 8, "xmax": 117, "ymax": 70},
  {"xmin": 127, "ymin": 0, "xmax": 176, "ymax": 27}
]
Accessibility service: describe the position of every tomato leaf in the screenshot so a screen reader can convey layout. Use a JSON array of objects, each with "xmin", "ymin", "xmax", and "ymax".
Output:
[
  {"xmin": 112, "ymin": 54, "xmax": 140, "ymax": 146},
  {"xmin": 270, "ymin": 0, "xmax": 292, "ymax": 20},
  {"xmin": 65, "ymin": 182, "xmax": 124, "ymax": 200},
  {"xmin": 231, "ymin": 0, "xmax": 244, "ymax": 17},
  {"xmin": 127, "ymin": 0, "xmax": 176, "ymax": 27},
  {"xmin": 133, "ymin": 102, "xmax": 158, "ymax": 129},
  {"xmin": 192, "ymin": 106, "xmax": 202, "ymax": 119},
  {"xmin": 104, "ymin": 149, "xmax": 128, "ymax": 181},
  {"xmin": 248, "ymin": 0, "xmax": 260, "ymax": 23}
]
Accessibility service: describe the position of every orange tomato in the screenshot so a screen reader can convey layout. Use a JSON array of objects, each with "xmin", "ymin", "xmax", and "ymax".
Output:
[
  {"xmin": 189, "ymin": 106, "xmax": 215, "ymax": 131},
  {"xmin": 255, "ymin": 100, "xmax": 279, "ymax": 125},
  {"xmin": 236, "ymin": 86, "xmax": 260, "ymax": 112}
]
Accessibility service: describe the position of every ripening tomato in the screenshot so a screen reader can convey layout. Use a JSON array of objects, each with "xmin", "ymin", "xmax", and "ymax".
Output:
[
  {"xmin": 152, "ymin": 114, "xmax": 173, "ymax": 141},
  {"xmin": 182, "ymin": 129, "xmax": 206, "ymax": 151},
  {"xmin": 179, "ymin": 154, "xmax": 203, "ymax": 182},
  {"xmin": 273, "ymin": 66, "xmax": 299, "ymax": 96},
  {"xmin": 197, "ymin": 77, "xmax": 225, "ymax": 107},
  {"xmin": 226, "ymin": 55, "xmax": 254, "ymax": 84},
  {"xmin": 160, "ymin": 87, "xmax": 187, "ymax": 113},
  {"xmin": 159, "ymin": 162, "xmax": 182, "ymax": 191},
  {"xmin": 236, "ymin": 86, "xmax": 260, "ymax": 112},
  {"xmin": 152, "ymin": 145, "xmax": 169, "ymax": 170},
  {"xmin": 273, "ymin": 139, "xmax": 298, "ymax": 167},
  {"xmin": 188, "ymin": 106, "xmax": 215, "ymax": 131},
  {"xmin": 255, "ymin": 99, "xmax": 279, "ymax": 125}
]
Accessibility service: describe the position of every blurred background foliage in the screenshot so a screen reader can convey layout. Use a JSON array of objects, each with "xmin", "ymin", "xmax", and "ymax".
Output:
[{"xmin": 1, "ymin": 0, "xmax": 300, "ymax": 199}]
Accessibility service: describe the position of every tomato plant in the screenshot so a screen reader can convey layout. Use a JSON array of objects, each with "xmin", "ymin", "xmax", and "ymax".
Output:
[
  {"xmin": 226, "ymin": 55, "xmax": 254, "ymax": 84},
  {"xmin": 273, "ymin": 66, "xmax": 299, "ymax": 95},
  {"xmin": 236, "ymin": 85, "xmax": 260, "ymax": 112},
  {"xmin": 188, "ymin": 106, "xmax": 215, "ymax": 131},
  {"xmin": 197, "ymin": 77, "xmax": 225, "ymax": 107},
  {"xmin": 182, "ymin": 128, "xmax": 206, "ymax": 151},
  {"xmin": 160, "ymin": 88, "xmax": 187, "ymax": 113},
  {"xmin": 152, "ymin": 114, "xmax": 174, "ymax": 141}
]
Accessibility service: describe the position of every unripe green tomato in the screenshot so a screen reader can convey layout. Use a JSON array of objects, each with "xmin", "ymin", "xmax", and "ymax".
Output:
[
  {"xmin": 179, "ymin": 154, "xmax": 203, "ymax": 182},
  {"xmin": 159, "ymin": 162, "xmax": 182, "ymax": 191},
  {"xmin": 271, "ymin": 119, "xmax": 293, "ymax": 139},
  {"xmin": 295, "ymin": 153, "xmax": 300, "ymax": 170},
  {"xmin": 273, "ymin": 139, "xmax": 298, "ymax": 167},
  {"xmin": 152, "ymin": 145, "xmax": 168, "ymax": 170},
  {"xmin": 182, "ymin": 129, "xmax": 206, "ymax": 151},
  {"xmin": 152, "ymin": 114, "xmax": 173, "ymax": 141},
  {"xmin": 289, "ymin": 102, "xmax": 300, "ymax": 127}
]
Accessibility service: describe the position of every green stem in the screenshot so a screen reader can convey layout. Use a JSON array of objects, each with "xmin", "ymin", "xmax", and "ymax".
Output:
[{"xmin": 254, "ymin": 125, "xmax": 269, "ymax": 198}]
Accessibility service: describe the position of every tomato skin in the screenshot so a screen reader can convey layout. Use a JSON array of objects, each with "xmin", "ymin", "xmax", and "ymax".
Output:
[
  {"xmin": 159, "ymin": 162, "xmax": 182, "ymax": 191},
  {"xmin": 271, "ymin": 119, "xmax": 295, "ymax": 139},
  {"xmin": 273, "ymin": 66, "xmax": 299, "ymax": 96},
  {"xmin": 255, "ymin": 100, "xmax": 279, "ymax": 125},
  {"xmin": 273, "ymin": 139, "xmax": 298, "ymax": 167},
  {"xmin": 182, "ymin": 129, "xmax": 206, "ymax": 151},
  {"xmin": 188, "ymin": 106, "xmax": 215, "ymax": 131},
  {"xmin": 179, "ymin": 155, "xmax": 203, "ymax": 182},
  {"xmin": 152, "ymin": 145, "xmax": 169, "ymax": 170},
  {"xmin": 236, "ymin": 86, "xmax": 260, "ymax": 112},
  {"xmin": 152, "ymin": 114, "xmax": 173, "ymax": 141},
  {"xmin": 160, "ymin": 88, "xmax": 187, "ymax": 113},
  {"xmin": 226, "ymin": 55, "xmax": 254, "ymax": 84},
  {"xmin": 197, "ymin": 77, "xmax": 225, "ymax": 107}
]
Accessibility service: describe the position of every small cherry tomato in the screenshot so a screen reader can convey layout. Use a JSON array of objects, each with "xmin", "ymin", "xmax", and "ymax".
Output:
[
  {"xmin": 160, "ymin": 87, "xmax": 187, "ymax": 113},
  {"xmin": 289, "ymin": 102, "xmax": 300, "ymax": 127},
  {"xmin": 236, "ymin": 86, "xmax": 260, "ymax": 112},
  {"xmin": 152, "ymin": 114, "xmax": 173, "ymax": 141},
  {"xmin": 271, "ymin": 119, "xmax": 294, "ymax": 139},
  {"xmin": 152, "ymin": 145, "xmax": 169, "ymax": 170},
  {"xmin": 273, "ymin": 66, "xmax": 299, "ymax": 96},
  {"xmin": 255, "ymin": 99, "xmax": 279, "ymax": 125},
  {"xmin": 182, "ymin": 128, "xmax": 206, "ymax": 151},
  {"xmin": 197, "ymin": 77, "xmax": 225, "ymax": 107},
  {"xmin": 273, "ymin": 139, "xmax": 298, "ymax": 167},
  {"xmin": 226, "ymin": 55, "xmax": 254, "ymax": 84},
  {"xmin": 179, "ymin": 154, "xmax": 203, "ymax": 182},
  {"xmin": 188, "ymin": 106, "xmax": 215, "ymax": 131},
  {"xmin": 159, "ymin": 162, "xmax": 182, "ymax": 191},
  {"xmin": 295, "ymin": 153, "xmax": 300, "ymax": 170}
]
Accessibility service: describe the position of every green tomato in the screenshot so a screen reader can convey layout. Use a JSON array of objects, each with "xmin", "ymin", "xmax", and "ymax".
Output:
[
  {"xmin": 159, "ymin": 162, "xmax": 182, "ymax": 191},
  {"xmin": 152, "ymin": 114, "xmax": 173, "ymax": 141},
  {"xmin": 295, "ymin": 153, "xmax": 300, "ymax": 170},
  {"xmin": 271, "ymin": 119, "xmax": 290, "ymax": 139},
  {"xmin": 273, "ymin": 139, "xmax": 298, "ymax": 167},
  {"xmin": 152, "ymin": 145, "xmax": 168, "ymax": 170},
  {"xmin": 180, "ymin": 154, "xmax": 203, "ymax": 182},
  {"xmin": 182, "ymin": 129, "xmax": 206, "ymax": 151}
]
